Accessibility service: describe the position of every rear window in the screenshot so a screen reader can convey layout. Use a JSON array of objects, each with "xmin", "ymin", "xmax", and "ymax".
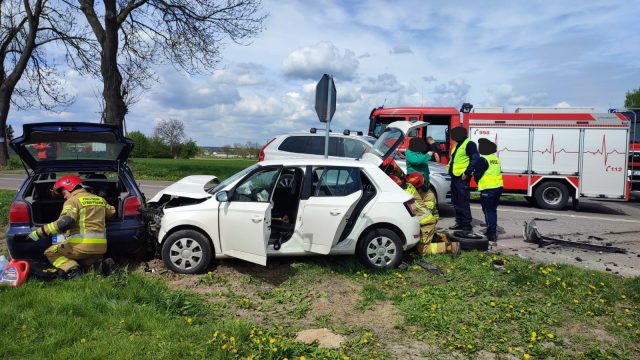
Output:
[
  {"xmin": 278, "ymin": 136, "xmax": 341, "ymax": 156},
  {"xmin": 25, "ymin": 141, "xmax": 125, "ymax": 162}
]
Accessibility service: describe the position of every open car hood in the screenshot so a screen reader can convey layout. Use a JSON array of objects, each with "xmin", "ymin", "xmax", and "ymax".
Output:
[
  {"xmin": 362, "ymin": 120, "xmax": 428, "ymax": 166},
  {"xmin": 148, "ymin": 175, "xmax": 218, "ymax": 202},
  {"xmin": 10, "ymin": 122, "xmax": 134, "ymax": 171}
]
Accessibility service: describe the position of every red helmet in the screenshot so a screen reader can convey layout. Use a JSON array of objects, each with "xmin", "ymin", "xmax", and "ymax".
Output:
[
  {"xmin": 389, "ymin": 175, "xmax": 403, "ymax": 187},
  {"xmin": 406, "ymin": 172, "xmax": 424, "ymax": 189},
  {"xmin": 53, "ymin": 175, "xmax": 83, "ymax": 193}
]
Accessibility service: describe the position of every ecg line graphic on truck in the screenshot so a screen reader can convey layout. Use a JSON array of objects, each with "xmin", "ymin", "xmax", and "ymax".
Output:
[{"xmin": 487, "ymin": 133, "xmax": 624, "ymax": 166}]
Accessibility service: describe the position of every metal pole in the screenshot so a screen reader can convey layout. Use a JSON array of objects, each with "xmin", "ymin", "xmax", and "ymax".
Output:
[{"xmin": 324, "ymin": 75, "xmax": 332, "ymax": 159}]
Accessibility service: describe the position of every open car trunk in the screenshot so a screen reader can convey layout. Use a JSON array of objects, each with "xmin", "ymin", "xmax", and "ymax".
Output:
[{"xmin": 24, "ymin": 172, "xmax": 130, "ymax": 224}]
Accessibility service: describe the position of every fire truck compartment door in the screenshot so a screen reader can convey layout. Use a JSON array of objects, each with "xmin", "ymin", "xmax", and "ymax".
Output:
[
  {"xmin": 531, "ymin": 129, "xmax": 580, "ymax": 175},
  {"xmin": 580, "ymin": 128, "xmax": 628, "ymax": 198},
  {"xmin": 469, "ymin": 127, "xmax": 530, "ymax": 174}
]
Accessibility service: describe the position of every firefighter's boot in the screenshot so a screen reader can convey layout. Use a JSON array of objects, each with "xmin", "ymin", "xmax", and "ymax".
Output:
[
  {"xmin": 447, "ymin": 241, "xmax": 461, "ymax": 259},
  {"xmin": 95, "ymin": 258, "xmax": 115, "ymax": 276},
  {"xmin": 66, "ymin": 266, "xmax": 83, "ymax": 280}
]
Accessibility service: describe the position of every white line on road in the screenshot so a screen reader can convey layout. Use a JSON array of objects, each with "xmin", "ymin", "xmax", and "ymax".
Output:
[
  {"xmin": 0, "ymin": 177, "xmax": 24, "ymax": 181},
  {"xmin": 470, "ymin": 205, "xmax": 640, "ymax": 224}
]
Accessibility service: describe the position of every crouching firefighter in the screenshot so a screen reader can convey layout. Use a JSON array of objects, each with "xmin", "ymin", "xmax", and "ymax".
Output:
[
  {"xmin": 27, "ymin": 175, "xmax": 116, "ymax": 279},
  {"xmin": 404, "ymin": 172, "xmax": 459, "ymax": 257}
]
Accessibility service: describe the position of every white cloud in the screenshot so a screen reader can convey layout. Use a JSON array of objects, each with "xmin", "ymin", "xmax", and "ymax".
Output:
[
  {"xmin": 389, "ymin": 45, "xmax": 413, "ymax": 54},
  {"xmin": 281, "ymin": 41, "xmax": 359, "ymax": 80},
  {"xmin": 433, "ymin": 79, "xmax": 471, "ymax": 105}
]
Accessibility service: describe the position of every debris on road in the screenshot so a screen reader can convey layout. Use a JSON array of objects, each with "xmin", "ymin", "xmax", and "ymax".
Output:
[
  {"xmin": 413, "ymin": 261, "xmax": 443, "ymax": 275},
  {"xmin": 523, "ymin": 221, "xmax": 627, "ymax": 254},
  {"xmin": 533, "ymin": 217, "xmax": 556, "ymax": 222},
  {"xmin": 491, "ymin": 259, "xmax": 506, "ymax": 272}
]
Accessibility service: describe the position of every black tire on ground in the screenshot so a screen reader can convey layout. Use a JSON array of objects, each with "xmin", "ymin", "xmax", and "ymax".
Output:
[
  {"xmin": 161, "ymin": 229, "xmax": 212, "ymax": 274},
  {"xmin": 448, "ymin": 232, "xmax": 489, "ymax": 251},
  {"xmin": 533, "ymin": 181, "xmax": 569, "ymax": 210},
  {"xmin": 357, "ymin": 228, "xmax": 404, "ymax": 269}
]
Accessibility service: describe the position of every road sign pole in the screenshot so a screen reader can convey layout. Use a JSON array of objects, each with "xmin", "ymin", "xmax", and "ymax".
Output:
[{"xmin": 324, "ymin": 75, "xmax": 332, "ymax": 159}]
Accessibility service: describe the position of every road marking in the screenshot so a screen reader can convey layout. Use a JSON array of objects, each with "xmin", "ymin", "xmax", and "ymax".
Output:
[
  {"xmin": 470, "ymin": 205, "xmax": 640, "ymax": 224},
  {"xmin": 0, "ymin": 177, "xmax": 24, "ymax": 181}
]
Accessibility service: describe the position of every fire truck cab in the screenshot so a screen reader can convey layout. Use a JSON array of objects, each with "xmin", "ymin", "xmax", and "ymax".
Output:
[{"xmin": 369, "ymin": 104, "xmax": 632, "ymax": 210}]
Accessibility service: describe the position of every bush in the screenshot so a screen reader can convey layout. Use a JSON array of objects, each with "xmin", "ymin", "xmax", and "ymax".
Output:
[{"xmin": 128, "ymin": 130, "xmax": 150, "ymax": 158}]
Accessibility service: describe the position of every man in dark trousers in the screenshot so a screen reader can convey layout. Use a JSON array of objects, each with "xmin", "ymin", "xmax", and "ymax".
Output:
[
  {"xmin": 447, "ymin": 126, "xmax": 479, "ymax": 236},
  {"xmin": 475, "ymin": 138, "xmax": 503, "ymax": 246}
]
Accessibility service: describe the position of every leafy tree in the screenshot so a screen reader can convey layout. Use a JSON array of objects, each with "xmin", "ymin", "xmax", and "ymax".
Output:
[
  {"xmin": 127, "ymin": 130, "xmax": 149, "ymax": 157},
  {"xmin": 179, "ymin": 139, "xmax": 199, "ymax": 159},
  {"xmin": 625, "ymin": 87, "xmax": 640, "ymax": 109},
  {"xmin": 147, "ymin": 136, "xmax": 171, "ymax": 158},
  {"xmin": 72, "ymin": 0, "xmax": 267, "ymax": 130}
]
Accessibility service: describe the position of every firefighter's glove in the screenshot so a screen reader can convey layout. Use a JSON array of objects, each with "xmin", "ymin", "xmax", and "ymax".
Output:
[{"xmin": 28, "ymin": 229, "xmax": 40, "ymax": 241}]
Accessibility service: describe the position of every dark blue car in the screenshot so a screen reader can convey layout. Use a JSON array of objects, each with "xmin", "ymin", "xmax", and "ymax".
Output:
[{"xmin": 7, "ymin": 122, "xmax": 147, "ymax": 260}]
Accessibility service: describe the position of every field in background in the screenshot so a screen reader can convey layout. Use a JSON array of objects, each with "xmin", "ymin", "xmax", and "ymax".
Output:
[{"xmin": 128, "ymin": 158, "xmax": 256, "ymax": 180}]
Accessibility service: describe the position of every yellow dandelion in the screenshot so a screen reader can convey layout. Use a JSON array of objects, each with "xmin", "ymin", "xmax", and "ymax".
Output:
[
  {"xmin": 230, "ymin": 336, "xmax": 235, "ymax": 342},
  {"xmin": 523, "ymin": 354, "xmax": 530, "ymax": 360},
  {"xmin": 80, "ymin": 338, "xmax": 87, "ymax": 344},
  {"xmin": 546, "ymin": 333, "xmax": 554, "ymax": 339}
]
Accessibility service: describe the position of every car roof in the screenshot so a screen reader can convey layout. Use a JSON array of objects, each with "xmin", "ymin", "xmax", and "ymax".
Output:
[
  {"xmin": 258, "ymin": 157, "xmax": 378, "ymax": 168},
  {"xmin": 278, "ymin": 132, "xmax": 369, "ymax": 139}
]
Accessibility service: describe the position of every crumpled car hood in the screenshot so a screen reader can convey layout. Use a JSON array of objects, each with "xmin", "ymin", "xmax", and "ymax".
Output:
[{"xmin": 148, "ymin": 175, "xmax": 218, "ymax": 202}]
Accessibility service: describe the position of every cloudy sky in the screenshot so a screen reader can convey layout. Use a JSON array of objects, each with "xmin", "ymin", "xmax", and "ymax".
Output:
[{"xmin": 9, "ymin": 0, "xmax": 640, "ymax": 146}]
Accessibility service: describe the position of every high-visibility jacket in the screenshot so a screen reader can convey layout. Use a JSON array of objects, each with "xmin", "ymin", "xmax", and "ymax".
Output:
[
  {"xmin": 477, "ymin": 154, "xmax": 504, "ymax": 191},
  {"xmin": 36, "ymin": 188, "xmax": 116, "ymax": 254},
  {"xmin": 447, "ymin": 138, "xmax": 470, "ymax": 176},
  {"xmin": 405, "ymin": 184, "xmax": 435, "ymax": 225}
]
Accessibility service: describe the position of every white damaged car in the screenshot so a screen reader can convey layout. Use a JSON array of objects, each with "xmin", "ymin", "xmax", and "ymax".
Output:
[{"xmin": 147, "ymin": 121, "xmax": 427, "ymax": 273}]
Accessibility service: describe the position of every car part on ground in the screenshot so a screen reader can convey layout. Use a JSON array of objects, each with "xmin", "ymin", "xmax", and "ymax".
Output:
[
  {"xmin": 523, "ymin": 221, "xmax": 627, "ymax": 254},
  {"xmin": 448, "ymin": 231, "xmax": 489, "ymax": 251}
]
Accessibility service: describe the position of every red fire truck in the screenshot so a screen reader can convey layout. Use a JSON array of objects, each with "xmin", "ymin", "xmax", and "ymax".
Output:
[{"xmin": 369, "ymin": 104, "xmax": 633, "ymax": 209}]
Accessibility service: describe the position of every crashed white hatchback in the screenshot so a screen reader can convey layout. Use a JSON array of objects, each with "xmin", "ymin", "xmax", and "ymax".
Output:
[{"xmin": 147, "ymin": 121, "xmax": 427, "ymax": 273}]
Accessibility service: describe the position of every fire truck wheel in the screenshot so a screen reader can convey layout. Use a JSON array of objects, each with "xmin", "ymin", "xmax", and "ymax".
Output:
[{"xmin": 534, "ymin": 181, "xmax": 569, "ymax": 210}]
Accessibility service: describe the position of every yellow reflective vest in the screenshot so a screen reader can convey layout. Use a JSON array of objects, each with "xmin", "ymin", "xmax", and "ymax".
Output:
[
  {"xmin": 448, "ymin": 138, "xmax": 470, "ymax": 176},
  {"xmin": 477, "ymin": 154, "xmax": 504, "ymax": 191}
]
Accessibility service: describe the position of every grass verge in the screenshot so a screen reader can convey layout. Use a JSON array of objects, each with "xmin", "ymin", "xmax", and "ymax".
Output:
[
  {"xmin": 0, "ymin": 271, "xmax": 353, "ymax": 359},
  {"xmin": 128, "ymin": 158, "xmax": 256, "ymax": 181}
]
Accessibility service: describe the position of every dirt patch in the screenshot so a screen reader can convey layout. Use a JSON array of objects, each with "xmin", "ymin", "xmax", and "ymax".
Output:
[
  {"xmin": 555, "ymin": 321, "xmax": 618, "ymax": 352},
  {"xmin": 296, "ymin": 328, "xmax": 345, "ymax": 348}
]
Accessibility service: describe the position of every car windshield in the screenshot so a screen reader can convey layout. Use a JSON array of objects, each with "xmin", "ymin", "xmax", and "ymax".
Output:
[
  {"xmin": 23, "ymin": 141, "xmax": 125, "ymax": 162},
  {"xmin": 207, "ymin": 163, "xmax": 259, "ymax": 194}
]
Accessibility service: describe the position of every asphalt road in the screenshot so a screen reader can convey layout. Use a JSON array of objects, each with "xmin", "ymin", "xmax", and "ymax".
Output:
[{"xmin": 2, "ymin": 172, "xmax": 639, "ymax": 276}]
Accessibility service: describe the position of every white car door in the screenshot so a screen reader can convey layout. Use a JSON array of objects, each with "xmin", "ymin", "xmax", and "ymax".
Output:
[
  {"xmin": 218, "ymin": 167, "xmax": 281, "ymax": 265},
  {"xmin": 300, "ymin": 167, "xmax": 363, "ymax": 254}
]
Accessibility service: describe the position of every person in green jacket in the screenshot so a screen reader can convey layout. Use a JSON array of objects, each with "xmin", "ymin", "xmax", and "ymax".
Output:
[{"xmin": 405, "ymin": 137, "xmax": 433, "ymax": 188}]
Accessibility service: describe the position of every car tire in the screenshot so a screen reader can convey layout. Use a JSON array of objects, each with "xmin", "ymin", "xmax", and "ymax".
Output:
[
  {"xmin": 534, "ymin": 181, "xmax": 569, "ymax": 210},
  {"xmin": 357, "ymin": 228, "xmax": 404, "ymax": 269},
  {"xmin": 448, "ymin": 232, "xmax": 489, "ymax": 251},
  {"xmin": 161, "ymin": 229, "xmax": 212, "ymax": 274}
]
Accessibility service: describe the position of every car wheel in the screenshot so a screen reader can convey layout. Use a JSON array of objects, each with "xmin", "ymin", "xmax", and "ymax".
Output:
[
  {"xmin": 448, "ymin": 232, "xmax": 489, "ymax": 251},
  {"xmin": 161, "ymin": 229, "xmax": 212, "ymax": 274},
  {"xmin": 534, "ymin": 181, "xmax": 569, "ymax": 210},
  {"xmin": 357, "ymin": 228, "xmax": 404, "ymax": 269}
]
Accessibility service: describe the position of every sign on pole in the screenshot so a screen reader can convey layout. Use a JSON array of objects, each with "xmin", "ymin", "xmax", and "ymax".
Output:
[
  {"xmin": 315, "ymin": 74, "xmax": 336, "ymax": 158},
  {"xmin": 315, "ymin": 74, "xmax": 336, "ymax": 123}
]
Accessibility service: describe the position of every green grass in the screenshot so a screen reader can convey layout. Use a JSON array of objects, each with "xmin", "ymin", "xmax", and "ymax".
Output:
[
  {"xmin": 128, "ymin": 158, "xmax": 256, "ymax": 181},
  {"xmin": 0, "ymin": 271, "xmax": 352, "ymax": 360},
  {"xmin": 0, "ymin": 189, "xmax": 15, "ymax": 231}
]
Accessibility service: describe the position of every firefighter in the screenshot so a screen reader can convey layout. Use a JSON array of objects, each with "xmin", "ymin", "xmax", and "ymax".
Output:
[
  {"xmin": 475, "ymin": 138, "xmax": 504, "ymax": 246},
  {"xmin": 447, "ymin": 126, "xmax": 480, "ymax": 236},
  {"xmin": 27, "ymin": 175, "xmax": 115, "ymax": 279}
]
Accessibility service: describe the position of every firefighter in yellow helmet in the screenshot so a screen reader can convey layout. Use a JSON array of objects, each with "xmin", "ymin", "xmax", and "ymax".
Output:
[
  {"xmin": 27, "ymin": 175, "xmax": 116, "ymax": 279},
  {"xmin": 404, "ymin": 172, "xmax": 459, "ymax": 257}
]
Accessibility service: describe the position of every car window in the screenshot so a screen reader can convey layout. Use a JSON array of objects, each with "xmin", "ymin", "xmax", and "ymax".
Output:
[
  {"xmin": 371, "ymin": 128, "xmax": 402, "ymax": 158},
  {"xmin": 313, "ymin": 167, "xmax": 361, "ymax": 197},
  {"xmin": 231, "ymin": 168, "xmax": 280, "ymax": 202},
  {"xmin": 278, "ymin": 136, "xmax": 342, "ymax": 156},
  {"xmin": 343, "ymin": 138, "xmax": 368, "ymax": 158}
]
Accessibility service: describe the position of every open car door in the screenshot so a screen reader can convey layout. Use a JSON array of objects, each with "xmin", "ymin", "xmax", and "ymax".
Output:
[
  {"xmin": 362, "ymin": 120, "xmax": 428, "ymax": 166},
  {"xmin": 301, "ymin": 166, "xmax": 363, "ymax": 254},
  {"xmin": 218, "ymin": 166, "xmax": 282, "ymax": 265}
]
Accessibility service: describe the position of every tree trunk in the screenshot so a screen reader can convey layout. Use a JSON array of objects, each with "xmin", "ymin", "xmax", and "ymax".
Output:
[
  {"xmin": 0, "ymin": 91, "xmax": 10, "ymax": 167},
  {"xmin": 100, "ymin": 0, "xmax": 126, "ymax": 130}
]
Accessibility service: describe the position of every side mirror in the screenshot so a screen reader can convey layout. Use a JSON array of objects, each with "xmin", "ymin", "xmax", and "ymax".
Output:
[{"xmin": 215, "ymin": 191, "xmax": 229, "ymax": 202}]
